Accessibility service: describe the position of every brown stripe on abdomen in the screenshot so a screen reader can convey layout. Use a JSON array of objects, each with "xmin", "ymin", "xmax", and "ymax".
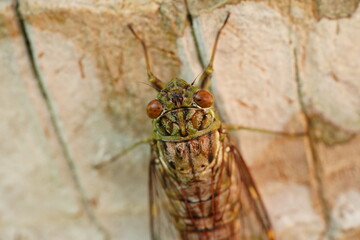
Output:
[{"xmin": 178, "ymin": 215, "xmax": 241, "ymax": 240}]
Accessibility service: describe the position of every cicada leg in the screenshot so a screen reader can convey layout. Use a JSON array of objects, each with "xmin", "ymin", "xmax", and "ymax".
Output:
[
  {"xmin": 93, "ymin": 137, "xmax": 152, "ymax": 169},
  {"xmin": 222, "ymin": 123, "xmax": 307, "ymax": 137},
  {"xmin": 128, "ymin": 25, "xmax": 165, "ymax": 91}
]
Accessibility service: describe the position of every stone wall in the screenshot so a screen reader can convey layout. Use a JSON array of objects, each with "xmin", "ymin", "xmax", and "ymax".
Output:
[{"xmin": 1, "ymin": 0, "xmax": 359, "ymax": 239}]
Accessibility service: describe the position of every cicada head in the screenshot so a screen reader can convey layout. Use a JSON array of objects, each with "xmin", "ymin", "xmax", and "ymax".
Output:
[
  {"xmin": 158, "ymin": 78, "xmax": 206, "ymax": 110},
  {"xmin": 146, "ymin": 78, "xmax": 220, "ymax": 141}
]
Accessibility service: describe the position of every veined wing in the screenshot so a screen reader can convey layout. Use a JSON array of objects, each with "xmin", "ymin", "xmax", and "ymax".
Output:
[
  {"xmin": 229, "ymin": 140, "xmax": 275, "ymax": 240},
  {"xmin": 149, "ymin": 144, "xmax": 180, "ymax": 240}
]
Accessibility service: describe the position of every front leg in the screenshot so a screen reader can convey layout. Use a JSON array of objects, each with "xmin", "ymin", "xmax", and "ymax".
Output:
[
  {"xmin": 222, "ymin": 123, "xmax": 306, "ymax": 137},
  {"xmin": 93, "ymin": 137, "xmax": 153, "ymax": 169}
]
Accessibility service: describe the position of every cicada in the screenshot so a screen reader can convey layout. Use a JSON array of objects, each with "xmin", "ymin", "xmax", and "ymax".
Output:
[{"xmin": 128, "ymin": 13, "xmax": 275, "ymax": 240}]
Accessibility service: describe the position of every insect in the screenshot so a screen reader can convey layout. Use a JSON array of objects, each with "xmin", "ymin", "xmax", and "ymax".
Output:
[{"xmin": 126, "ymin": 12, "xmax": 276, "ymax": 240}]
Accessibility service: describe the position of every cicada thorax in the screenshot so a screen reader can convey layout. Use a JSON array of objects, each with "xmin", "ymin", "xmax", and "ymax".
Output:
[{"xmin": 155, "ymin": 108, "xmax": 216, "ymax": 138}]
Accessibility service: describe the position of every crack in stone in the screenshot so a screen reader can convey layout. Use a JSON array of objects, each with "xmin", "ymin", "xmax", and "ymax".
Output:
[
  {"xmin": 292, "ymin": 37, "xmax": 330, "ymax": 239},
  {"xmin": 14, "ymin": 1, "xmax": 109, "ymax": 239},
  {"xmin": 184, "ymin": 0, "xmax": 208, "ymax": 69}
]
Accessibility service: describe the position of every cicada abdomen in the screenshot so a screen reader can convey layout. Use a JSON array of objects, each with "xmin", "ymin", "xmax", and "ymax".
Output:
[{"xmin": 130, "ymin": 12, "xmax": 275, "ymax": 240}]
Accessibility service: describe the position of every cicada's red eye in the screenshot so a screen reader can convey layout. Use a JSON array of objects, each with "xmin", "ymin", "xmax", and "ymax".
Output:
[
  {"xmin": 147, "ymin": 99, "xmax": 163, "ymax": 119},
  {"xmin": 194, "ymin": 90, "xmax": 214, "ymax": 108}
]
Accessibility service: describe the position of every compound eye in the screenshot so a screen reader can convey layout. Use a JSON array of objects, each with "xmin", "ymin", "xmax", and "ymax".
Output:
[
  {"xmin": 146, "ymin": 99, "xmax": 163, "ymax": 119},
  {"xmin": 194, "ymin": 90, "xmax": 214, "ymax": 108}
]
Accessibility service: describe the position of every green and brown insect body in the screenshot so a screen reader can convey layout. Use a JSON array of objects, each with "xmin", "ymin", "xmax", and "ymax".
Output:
[{"xmin": 146, "ymin": 77, "xmax": 245, "ymax": 238}]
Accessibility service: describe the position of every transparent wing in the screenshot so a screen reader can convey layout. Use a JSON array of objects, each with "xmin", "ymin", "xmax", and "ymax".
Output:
[
  {"xmin": 149, "ymin": 152, "xmax": 180, "ymax": 240},
  {"xmin": 229, "ymin": 141, "xmax": 275, "ymax": 240}
]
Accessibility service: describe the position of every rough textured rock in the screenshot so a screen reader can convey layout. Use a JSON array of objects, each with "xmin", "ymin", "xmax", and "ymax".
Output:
[
  {"xmin": 0, "ymin": 0, "xmax": 104, "ymax": 239},
  {"xmin": 1, "ymin": 0, "xmax": 359, "ymax": 239}
]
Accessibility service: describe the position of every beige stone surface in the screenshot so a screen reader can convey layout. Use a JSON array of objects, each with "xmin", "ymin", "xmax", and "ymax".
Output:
[
  {"xmin": 301, "ymin": 5, "xmax": 360, "ymax": 240},
  {"xmin": 0, "ymin": 0, "xmax": 104, "ymax": 239},
  {"xmin": 302, "ymin": 8, "xmax": 360, "ymax": 132},
  {"xmin": 1, "ymin": 0, "xmax": 359, "ymax": 239}
]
